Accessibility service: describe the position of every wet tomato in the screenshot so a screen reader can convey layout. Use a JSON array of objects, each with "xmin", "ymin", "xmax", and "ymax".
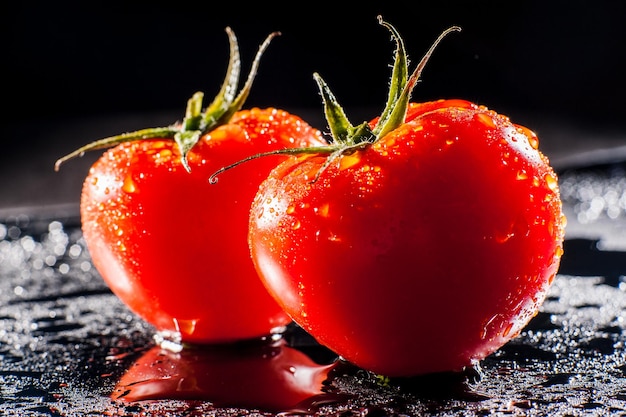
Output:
[
  {"xmin": 55, "ymin": 28, "xmax": 325, "ymax": 345},
  {"xmin": 240, "ymin": 18, "xmax": 566, "ymax": 377}
]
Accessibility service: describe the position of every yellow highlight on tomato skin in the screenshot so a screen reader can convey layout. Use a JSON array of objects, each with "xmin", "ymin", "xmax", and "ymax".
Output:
[{"xmin": 339, "ymin": 154, "xmax": 361, "ymax": 171}]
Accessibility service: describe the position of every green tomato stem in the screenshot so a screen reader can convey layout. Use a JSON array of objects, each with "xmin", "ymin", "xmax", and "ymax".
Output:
[
  {"xmin": 209, "ymin": 17, "xmax": 461, "ymax": 184},
  {"xmin": 54, "ymin": 27, "xmax": 279, "ymax": 173}
]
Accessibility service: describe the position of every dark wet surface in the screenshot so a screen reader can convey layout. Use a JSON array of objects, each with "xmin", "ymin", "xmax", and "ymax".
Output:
[{"xmin": 1, "ymin": 161, "xmax": 626, "ymax": 416}]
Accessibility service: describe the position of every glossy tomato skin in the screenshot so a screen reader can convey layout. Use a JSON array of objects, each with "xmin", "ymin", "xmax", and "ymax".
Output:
[
  {"xmin": 81, "ymin": 108, "xmax": 326, "ymax": 344},
  {"xmin": 249, "ymin": 100, "xmax": 566, "ymax": 377}
]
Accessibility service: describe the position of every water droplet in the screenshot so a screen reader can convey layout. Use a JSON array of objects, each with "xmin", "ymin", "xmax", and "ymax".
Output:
[
  {"xmin": 515, "ymin": 125, "xmax": 539, "ymax": 149},
  {"xmin": 291, "ymin": 220, "xmax": 301, "ymax": 230},
  {"xmin": 548, "ymin": 272, "xmax": 556, "ymax": 284},
  {"xmin": 175, "ymin": 319, "xmax": 198, "ymax": 335},
  {"xmin": 122, "ymin": 175, "xmax": 137, "ymax": 193},
  {"xmin": 286, "ymin": 205, "xmax": 296, "ymax": 215},
  {"xmin": 533, "ymin": 176, "xmax": 541, "ymax": 187},
  {"xmin": 475, "ymin": 113, "xmax": 496, "ymax": 128},
  {"xmin": 502, "ymin": 322, "xmax": 514, "ymax": 337},
  {"xmin": 158, "ymin": 149, "xmax": 173, "ymax": 159},
  {"xmin": 554, "ymin": 245, "xmax": 564, "ymax": 258},
  {"xmin": 516, "ymin": 170, "xmax": 528, "ymax": 180},
  {"xmin": 545, "ymin": 173, "xmax": 559, "ymax": 191}
]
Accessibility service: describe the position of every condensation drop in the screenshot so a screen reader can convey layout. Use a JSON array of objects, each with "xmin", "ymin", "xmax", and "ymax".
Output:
[
  {"xmin": 475, "ymin": 113, "xmax": 496, "ymax": 128},
  {"xmin": 123, "ymin": 175, "xmax": 137, "ymax": 193},
  {"xmin": 502, "ymin": 322, "xmax": 514, "ymax": 337},
  {"xmin": 545, "ymin": 173, "xmax": 559, "ymax": 192}
]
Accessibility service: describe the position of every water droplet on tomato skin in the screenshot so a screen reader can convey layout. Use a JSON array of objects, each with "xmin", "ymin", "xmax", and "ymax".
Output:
[
  {"xmin": 502, "ymin": 322, "xmax": 514, "ymax": 337},
  {"xmin": 548, "ymin": 272, "xmax": 556, "ymax": 285},
  {"xmin": 475, "ymin": 112, "xmax": 496, "ymax": 129},
  {"xmin": 122, "ymin": 175, "xmax": 137, "ymax": 194},
  {"xmin": 545, "ymin": 173, "xmax": 559, "ymax": 192},
  {"xmin": 554, "ymin": 245, "xmax": 564, "ymax": 259},
  {"xmin": 515, "ymin": 124, "xmax": 540, "ymax": 150}
]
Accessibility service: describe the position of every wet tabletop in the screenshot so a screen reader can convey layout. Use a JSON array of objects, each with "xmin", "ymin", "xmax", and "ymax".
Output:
[{"xmin": 1, "ymin": 160, "xmax": 626, "ymax": 416}]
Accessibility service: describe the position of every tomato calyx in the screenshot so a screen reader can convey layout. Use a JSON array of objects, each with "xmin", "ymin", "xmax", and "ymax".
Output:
[
  {"xmin": 209, "ymin": 16, "xmax": 460, "ymax": 184},
  {"xmin": 54, "ymin": 27, "xmax": 279, "ymax": 173}
]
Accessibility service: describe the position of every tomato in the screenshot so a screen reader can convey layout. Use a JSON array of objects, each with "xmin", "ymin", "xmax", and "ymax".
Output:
[
  {"xmin": 241, "ymin": 18, "xmax": 566, "ymax": 377},
  {"xmin": 55, "ymin": 28, "xmax": 325, "ymax": 345}
]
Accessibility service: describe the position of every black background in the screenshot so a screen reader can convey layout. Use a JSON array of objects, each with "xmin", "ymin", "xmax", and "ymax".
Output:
[
  {"xmin": 2, "ymin": 0, "xmax": 626, "ymax": 208},
  {"xmin": 5, "ymin": 1, "xmax": 625, "ymax": 124}
]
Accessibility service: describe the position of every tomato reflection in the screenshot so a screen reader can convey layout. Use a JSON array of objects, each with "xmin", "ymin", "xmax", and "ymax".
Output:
[{"xmin": 111, "ymin": 336, "xmax": 341, "ymax": 412}]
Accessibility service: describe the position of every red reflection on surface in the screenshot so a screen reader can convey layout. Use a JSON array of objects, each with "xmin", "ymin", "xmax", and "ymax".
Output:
[{"xmin": 111, "ymin": 337, "xmax": 340, "ymax": 412}]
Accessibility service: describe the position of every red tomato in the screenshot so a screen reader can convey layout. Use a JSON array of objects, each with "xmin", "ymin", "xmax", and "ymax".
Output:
[
  {"xmin": 56, "ymin": 29, "xmax": 326, "ymax": 344},
  {"xmin": 244, "ymin": 19, "xmax": 566, "ymax": 377}
]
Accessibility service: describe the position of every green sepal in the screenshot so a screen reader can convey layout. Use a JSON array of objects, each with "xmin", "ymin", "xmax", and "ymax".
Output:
[
  {"xmin": 208, "ymin": 17, "xmax": 460, "ymax": 184},
  {"xmin": 175, "ymin": 130, "xmax": 202, "ymax": 172},
  {"xmin": 378, "ymin": 24, "xmax": 461, "ymax": 139},
  {"xmin": 311, "ymin": 17, "xmax": 459, "ymax": 151},
  {"xmin": 313, "ymin": 72, "xmax": 352, "ymax": 145},
  {"xmin": 53, "ymin": 126, "xmax": 179, "ymax": 171},
  {"xmin": 373, "ymin": 16, "xmax": 409, "ymax": 138},
  {"xmin": 201, "ymin": 27, "xmax": 242, "ymax": 129},
  {"xmin": 55, "ymin": 27, "xmax": 279, "ymax": 173}
]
